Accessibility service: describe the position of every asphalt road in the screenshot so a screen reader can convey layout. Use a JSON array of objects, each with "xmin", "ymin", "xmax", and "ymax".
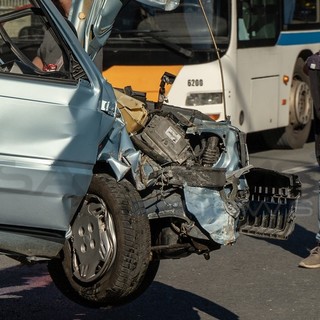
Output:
[{"xmin": 0, "ymin": 140, "xmax": 319, "ymax": 320}]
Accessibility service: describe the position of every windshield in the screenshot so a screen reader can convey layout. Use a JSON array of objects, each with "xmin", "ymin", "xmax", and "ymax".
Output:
[{"xmin": 104, "ymin": 0, "xmax": 230, "ymax": 67}]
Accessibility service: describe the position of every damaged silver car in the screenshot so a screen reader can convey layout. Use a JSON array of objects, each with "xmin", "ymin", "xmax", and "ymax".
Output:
[{"xmin": 0, "ymin": 0, "xmax": 300, "ymax": 308}]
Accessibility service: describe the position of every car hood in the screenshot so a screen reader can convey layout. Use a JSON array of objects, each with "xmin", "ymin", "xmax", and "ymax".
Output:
[{"xmin": 68, "ymin": 0, "xmax": 180, "ymax": 59}]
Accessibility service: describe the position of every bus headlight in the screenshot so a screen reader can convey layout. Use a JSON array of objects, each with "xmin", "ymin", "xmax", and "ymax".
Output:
[{"xmin": 185, "ymin": 92, "xmax": 223, "ymax": 106}]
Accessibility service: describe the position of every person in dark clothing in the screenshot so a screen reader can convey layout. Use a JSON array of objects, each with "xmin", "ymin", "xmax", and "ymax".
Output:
[{"xmin": 299, "ymin": 53, "xmax": 320, "ymax": 268}]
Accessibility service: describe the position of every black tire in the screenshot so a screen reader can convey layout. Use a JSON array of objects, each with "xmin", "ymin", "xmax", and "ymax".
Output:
[
  {"xmin": 48, "ymin": 173, "xmax": 152, "ymax": 308},
  {"xmin": 263, "ymin": 58, "xmax": 312, "ymax": 149},
  {"xmin": 116, "ymin": 259, "xmax": 160, "ymax": 305}
]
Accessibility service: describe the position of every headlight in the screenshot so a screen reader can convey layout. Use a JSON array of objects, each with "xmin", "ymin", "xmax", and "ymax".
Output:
[{"xmin": 185, "ymin": 92, "xmax": 223, "ymax": 106}]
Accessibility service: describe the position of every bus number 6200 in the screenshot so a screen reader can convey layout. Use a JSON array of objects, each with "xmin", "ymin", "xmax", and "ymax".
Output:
[{"xmin": 187, "ymin": 79, "xmax": 203, "ymax": 87}]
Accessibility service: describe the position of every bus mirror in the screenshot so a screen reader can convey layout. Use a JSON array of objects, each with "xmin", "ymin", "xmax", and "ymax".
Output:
[{"xmin": 136, "ymin": 0, "xmax": 180, "ymax": 11}]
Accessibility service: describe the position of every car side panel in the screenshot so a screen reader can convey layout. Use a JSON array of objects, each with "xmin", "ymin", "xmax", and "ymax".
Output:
[{"xmin": 0, "ymin": 75, "xmax": 103, "ymax": 231}]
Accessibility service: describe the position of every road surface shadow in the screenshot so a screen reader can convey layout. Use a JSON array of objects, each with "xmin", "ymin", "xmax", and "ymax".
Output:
[
  {"xmin": 0, "ymin": 263, "xmax": 239, "ymax": 320},
  {"xmin": 258, "ymin": 223, "xmax": 317, "ymax": 258}
]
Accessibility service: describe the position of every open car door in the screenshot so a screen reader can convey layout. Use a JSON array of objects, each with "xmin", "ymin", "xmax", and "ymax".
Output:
[{"xmin": 0, "ymin": 1, "xmax": 115, "ymax": 256}]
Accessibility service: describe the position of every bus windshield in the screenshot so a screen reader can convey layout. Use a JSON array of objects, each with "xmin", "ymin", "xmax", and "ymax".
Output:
[{"xmin": 104, "ymin": 0, "xmax": 230, "ymax": 67}]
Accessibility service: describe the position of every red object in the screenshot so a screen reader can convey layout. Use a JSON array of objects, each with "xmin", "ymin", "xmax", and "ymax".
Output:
[{"xmin": 43, "ymin": 64, "xmax": 57, "ymax": 72}]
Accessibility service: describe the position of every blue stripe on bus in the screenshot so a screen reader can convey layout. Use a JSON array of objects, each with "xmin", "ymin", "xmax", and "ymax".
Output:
[{"xmin": 277, "ymin": 32, "xmax": 320, "ymax": 45}]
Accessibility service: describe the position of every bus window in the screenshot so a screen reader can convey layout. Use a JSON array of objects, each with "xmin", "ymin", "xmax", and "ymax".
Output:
[
  {"xmin": 284, "ymin": 0, "xmax": 319, "ymax": 30},
  {"xmin": 105, "ymin": 0, "xmax": 230, "ymax": 69},
  {"xmin": 291, "ymin": 0, "xmax": 317, "ymax": 24},
  {"xmin": 238, "ymin": 0, "xmax": 279, "ymax": 45}
]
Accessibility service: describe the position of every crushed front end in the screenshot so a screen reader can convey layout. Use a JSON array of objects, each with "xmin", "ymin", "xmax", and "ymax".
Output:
[{"xmin": 102, "ymin": 96, "xmax": 301, "ymax": 259}]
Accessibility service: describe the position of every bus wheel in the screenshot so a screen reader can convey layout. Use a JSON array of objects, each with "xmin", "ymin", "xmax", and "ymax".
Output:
[{"xmin": 266, "ymin": 58, "xmax": 312, "ymax": 149}]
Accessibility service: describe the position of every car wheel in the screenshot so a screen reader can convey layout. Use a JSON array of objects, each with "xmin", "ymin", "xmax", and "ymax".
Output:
[
  {"xmin": 48, "ymin": 173, "xmax": 152, "ymax": 308},
  {"xmin": 118, "ymin": 259, "xmax": 160, "ymax": 304}
]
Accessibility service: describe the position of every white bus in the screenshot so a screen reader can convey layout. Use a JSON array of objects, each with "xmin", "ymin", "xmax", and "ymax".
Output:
[{"xmin": 102, "ymin": 0, "xmax": 320, "ymax": 149}]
